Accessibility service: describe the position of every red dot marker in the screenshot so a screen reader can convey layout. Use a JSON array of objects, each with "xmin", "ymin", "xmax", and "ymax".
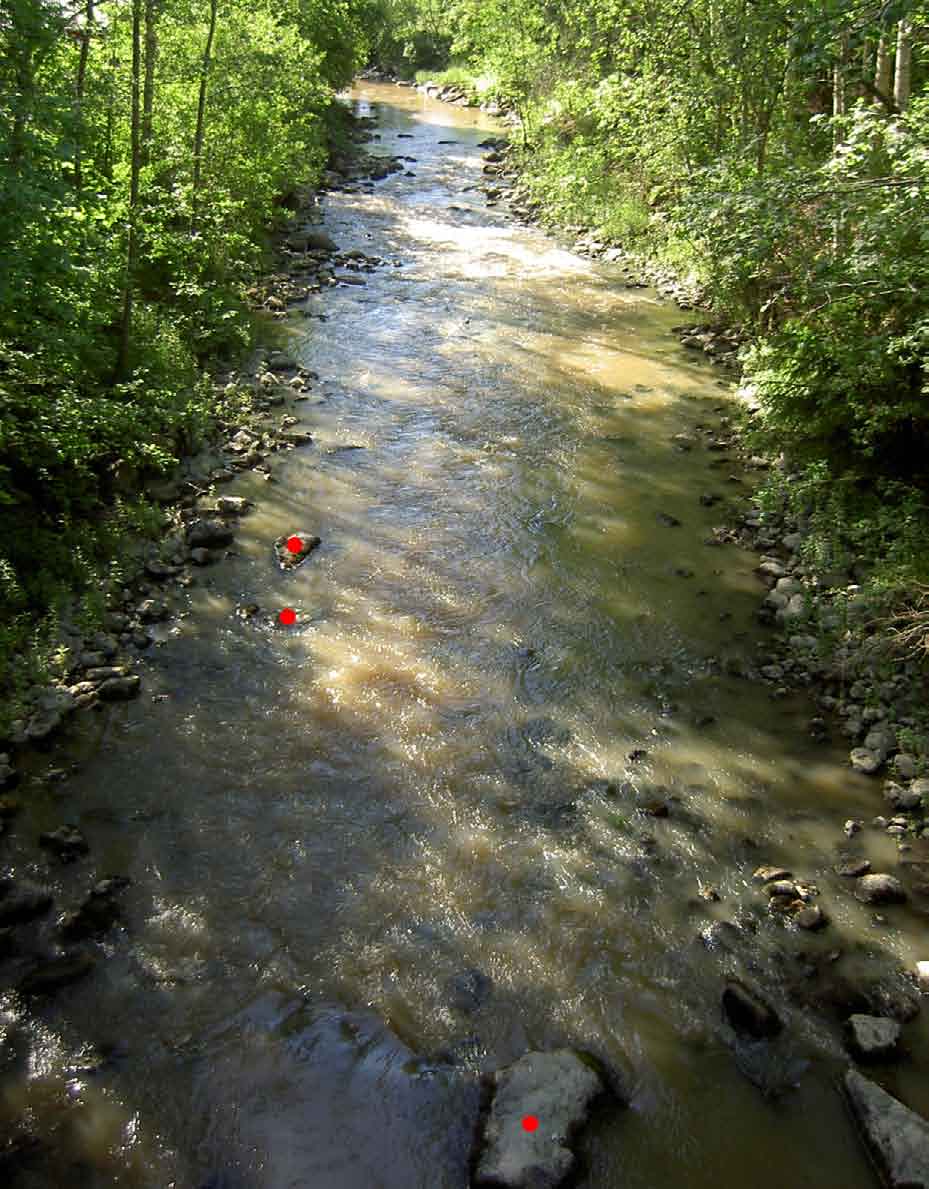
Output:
[
  {"xmin": 286, "ymin": 535, "xmax": 304, "ymax": 554},
  {"xmin": 521, "ymin": 1115, "xmax": 539, "ymax": 1132},
  {"xmin": 279, "ymin": 607, "xmax": 297, "ymax": 625}
]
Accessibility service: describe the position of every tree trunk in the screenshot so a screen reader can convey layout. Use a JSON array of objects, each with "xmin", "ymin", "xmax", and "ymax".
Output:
[
  {"xmin": 833, "ymin": 31, "xmax": 848, "ymax": 145},
  {"xmin": 114, "ymin": 0, "xmax": 143, "ymax": 383},
  {"xmin": 141, "ymin": 0, "xmax": 158, "ymax": 166},
  {"xmin": 73, "ymin": 0, "xmax": 94, "ymax": 191},
  {"xmin": 191, "ymin": 0, "xmax": 219, "ymax": 222},
  {"xmin": 874, "ymin": 31, "xmax": 892, "ymax": 107},
  {"xmin": 894, "ymin": 18, "xmax": 912, "ymax": 113}
]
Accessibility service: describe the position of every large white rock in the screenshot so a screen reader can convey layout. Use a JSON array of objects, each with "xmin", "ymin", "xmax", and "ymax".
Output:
[
  {"xmin": 844, "ymin": 1068, "xmax": 929, "ymax": 1188},
  {"xmin": 474, "ymin": 1050, "xmax": 605, "ymax": 1188}
]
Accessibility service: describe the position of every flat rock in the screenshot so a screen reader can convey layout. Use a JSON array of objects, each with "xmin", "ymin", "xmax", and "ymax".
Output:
[
  {"xmin": 475, "ymin": 1049, "xmax": 605, "ymax": 1188},
  {"xmin": 844, "ymin": 1068, "xmax": 929, "ymax": 1188},
  {"xmin": 847, "ymin": 1014, "xmax": 901, "ymax": 1061},
  {"xmin": 722, "ymin": 979, "xmax": 782, "ymax": 1038},
  {"xmin": 856, "ymin": 874, "xmax": 907, "ymax": 905}
]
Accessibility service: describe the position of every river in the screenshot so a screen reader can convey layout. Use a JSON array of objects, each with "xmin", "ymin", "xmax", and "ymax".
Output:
[{"xmin": 2, "ymin": 80, "xmax": 927, "ymax": 1188}]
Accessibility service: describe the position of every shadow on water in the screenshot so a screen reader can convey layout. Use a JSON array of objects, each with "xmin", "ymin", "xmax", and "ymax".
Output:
[{"xmin": 1, "ymin": 82, "xmax": 926, "ymax": 1189}]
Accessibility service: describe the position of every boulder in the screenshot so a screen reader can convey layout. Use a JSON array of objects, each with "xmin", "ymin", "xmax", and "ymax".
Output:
[
  {"xmin": 850, "ymin": 747, "xmax": 883, "ymax": 775},
  {"xmin": 844, "ymin": 1068, "xmax": 929, "ymax": 1188},
  {"xmin": 846, "ymin": 1015, "xmax": 901, "ymax": 1061},
  {"xmin": 884, "ymin": 783, "xmax": 922, "ymax": 812},
  {"xmin": 722, "ymin": 980, "xmax": 782, "ymax": 1039},
  {"xmin": 855, "ymin": 874, "xmax": 907, "ymax": 905},
  {"xmin": 474, "ymin": 1050, "xmax": 605, "ymax": 1188}
]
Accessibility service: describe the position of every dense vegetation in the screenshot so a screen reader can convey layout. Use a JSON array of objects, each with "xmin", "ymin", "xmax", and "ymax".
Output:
[
  {"xmin": 393, "ymin": 1, "xmax": 929, "ymax": 632},
  {"xmin": 0, "ymin": 0, "xmax": 378, "ymax": 710}
]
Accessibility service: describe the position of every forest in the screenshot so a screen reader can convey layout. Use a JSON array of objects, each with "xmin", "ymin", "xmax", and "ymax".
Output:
[{"xmin": 2, "ymin": 0, "xmax": 929, "ymax": 711}]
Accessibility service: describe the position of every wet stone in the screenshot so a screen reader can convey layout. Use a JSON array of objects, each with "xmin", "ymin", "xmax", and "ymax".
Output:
[
  {"xmin": 835, "ymin": 859, "xmax": 871, "ymax": 878},
  {"xmin": 274, "ymin": 531, "xmax": 321, "ymax": 570},
  {"xmin": 794, "ymin": 905, "xmax": 827, "ymax": 930},
  {"xmin": 855, "ymin": 874, "xmax": 907, "ymax": 905}
]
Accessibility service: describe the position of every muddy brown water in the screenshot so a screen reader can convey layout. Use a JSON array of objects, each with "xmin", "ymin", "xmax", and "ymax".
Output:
[{"xmin": 2, "ymin": 81, "xmax": 928, "ymax": 1188}]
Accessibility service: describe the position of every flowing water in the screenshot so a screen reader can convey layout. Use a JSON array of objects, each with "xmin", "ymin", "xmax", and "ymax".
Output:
[{"xmin": 3, "ymin": 82, "xmax": 928, "ymax": 1188}]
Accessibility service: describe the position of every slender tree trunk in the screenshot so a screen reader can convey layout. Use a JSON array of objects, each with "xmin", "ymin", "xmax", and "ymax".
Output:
[
  {"xmin": 73, "ymin": 0, "xmax": 94, "ymax": 191},
  {"xmin": 103, "ymin": 9, "xmax": 120, "ymax": 180},
  {"xmin": 141, "ymin": 0, "xmax": 158, "ymax": 166},
  {"xmin": 114, "ymin": 0, "xmax": 143, "ymax": 383},
  {"xmin": 894, "ymin": 18, "xmax": 912, "ymax": 112},
  {"xmin": 833, "ymin": 31, "xmax": 848, "ymax": 146},
  {"xmin": 191, "ymin": 0, "xmax": 218, "ymax": 224},
  {"xmin": 874, "ymin": 31, "xmax": 892, "ymax": 107}
]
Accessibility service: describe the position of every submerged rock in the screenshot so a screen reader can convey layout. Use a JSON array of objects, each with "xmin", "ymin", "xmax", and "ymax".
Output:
[
  {"xmin": 0, "ymin": 882, "xmax": 53, "ymax": 925},
  {"xmin": 474, "ymin": 1050, "xmax": 605, "ymax": 1188},
  {"xmin": 722, "ymin": 980, "xmax": 782, "ymax": 1039},
  {"xmin": 844, "ymin": 1068, "xmax": 929, "ymax": 1188},
  {"xmin": 38, "ymin": 825, "xmax": 89, "ymax": 862},
  {"xmin": 19, "ymin": 951, "xmax": 95, "ymax": 994},
  {"xmin": 191, "ymin": 996, "xmax": 481, "ymax": 1189}
]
